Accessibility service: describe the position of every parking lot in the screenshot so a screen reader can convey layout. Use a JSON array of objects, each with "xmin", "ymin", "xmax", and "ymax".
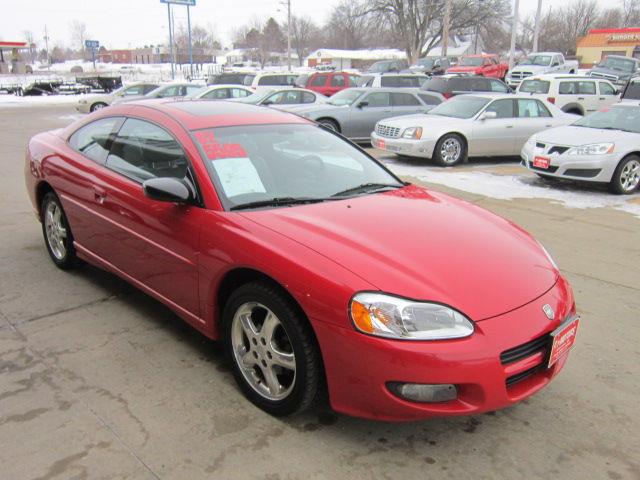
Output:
[{"xmin": 1, "ymin": 102, "xmax": 639, "ymax": 479}]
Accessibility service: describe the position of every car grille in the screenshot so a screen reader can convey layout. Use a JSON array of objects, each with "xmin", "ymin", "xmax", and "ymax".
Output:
[
  {"xmin": 501, "ymin": 333, "xmax": 550, "ymax": 388},
  {"xmin": 590, "ymin": 72, "xmax": 619, "ymax": 82},
  {"xmin": 375, "ymin": 124, "xmax": 401, "ymax": 138},
  {"xmin": 564, "ymin": 168, "xmax": 602, "ymax": 178},
  {"xmin": 548, "ymin": 146, "xmax": 569, "ymax": 155},
  {"xmin": 500, "ymin": 334, "xmax": 549, "ymax": 365},
  {"xmin": 510, "ymin": 71, "xmax": 533, "ymax": 80}
]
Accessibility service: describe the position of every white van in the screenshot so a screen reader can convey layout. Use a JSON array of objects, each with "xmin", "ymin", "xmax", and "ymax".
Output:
[
  {"xmin": 250, "ymin": 72, "xmax": 299, "ymax": 90},
  {"xmin": 517, "ymin": 74, "xmax": 619, "ymax": 115}
]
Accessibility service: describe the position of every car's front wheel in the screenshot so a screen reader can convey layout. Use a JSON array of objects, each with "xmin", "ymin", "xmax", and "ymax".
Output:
[
  {"xmin": 434, "ymin": 133, "xmax": 466, "ymax": 166},
  {"xmin": 610, "ymin": 155, "xmax": 640, "ymax": 194},
  {"xmin": 223, "ymin": 282, "xmax": 322, "ymax": 416},
  {"xmin": 41, "ymin": 191, "xmax": 78, "ymax": 269},
  {"xmin": 90, "ymin": 102, "xmax": 107, "ymax": 112}
]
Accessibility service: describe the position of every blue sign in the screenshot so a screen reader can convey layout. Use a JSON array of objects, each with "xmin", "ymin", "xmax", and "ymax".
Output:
[
  {"xmin": 85, "ymin": 40, "xmax": 100, "ymax": 49},
  {"xmin": 160, "ymin": 0, "xmax": 195, "ymax": 5}
]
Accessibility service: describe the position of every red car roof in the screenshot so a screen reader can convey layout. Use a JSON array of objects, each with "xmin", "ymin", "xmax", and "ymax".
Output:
[{"xmin": 123, "ymin": 99, "xmax": 311, "ymax": 130}]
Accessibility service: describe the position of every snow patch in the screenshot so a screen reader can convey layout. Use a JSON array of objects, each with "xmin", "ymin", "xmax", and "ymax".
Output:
[{"xmin": 383, "ymin": 159, "xmax": 640, "ymax": 219}]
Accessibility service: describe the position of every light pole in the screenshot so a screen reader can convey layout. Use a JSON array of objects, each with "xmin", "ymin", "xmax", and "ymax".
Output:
[
  {"xmin": 508, "ymin": 0, "xmax": 520, "ymax": 69},
  {"xmin": 167, "ymin": 3, "xmax": 175, "ymax": 79},
  {"xmin": 187, "ymin": 4, "xmax": 193, "ymax": 78},
  {"xmin": 442, "ymin": 0, "xmax": 451, "ymax": 57},
  {"xmin": 279, "ymin": 0, "xmax": 292, "ymax": 70},
  {"xmin": 532, "ymin": 0, "xmax": 543, "ymax": 52}
]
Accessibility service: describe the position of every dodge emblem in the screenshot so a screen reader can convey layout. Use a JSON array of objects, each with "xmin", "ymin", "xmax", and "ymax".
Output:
[{"xmin": 543, "ymin": 304, "xmax": 555, "ymax": 320}]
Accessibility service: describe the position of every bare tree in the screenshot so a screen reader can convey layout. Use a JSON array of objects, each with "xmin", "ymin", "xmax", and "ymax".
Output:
[
  {"xmin": 288, "ymin": 15, "xmax": 320, "ymax": 66},
  {"xmin": 69, "ymin": 20, "xmax": 89, "ymax": 53},
  {"xmin": 325, "ymin": 0, "xmax": 380, "ymax": 50},
  {"xmin": 622, "ymin": 0, "xmax": 640, "ymax": 26}
]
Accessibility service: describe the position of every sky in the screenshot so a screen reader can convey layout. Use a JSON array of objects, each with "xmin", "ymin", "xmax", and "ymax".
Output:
[{"xmin": 0, "ymin": 0, "xmax": 620, "ymax": 51}]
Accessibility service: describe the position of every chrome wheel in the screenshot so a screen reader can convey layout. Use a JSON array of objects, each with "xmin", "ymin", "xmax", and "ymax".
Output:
[
  {"xmin": 620, "ymin": 159, "xmax": 640, "ymax": 192},
  {"xmin": 230, "ymin": 302, "xmax": 296, "ymax": 401},
  {"xmin": 44, "ymin": 200, "xmax": 67, "ymax": 260},
  {"xmin": 440, "ymin": 137, "xmax": 462, "ymax": 164},
  {"xmin": 91, "ymin": 103, "xmax": 106, "ymax": 112}
]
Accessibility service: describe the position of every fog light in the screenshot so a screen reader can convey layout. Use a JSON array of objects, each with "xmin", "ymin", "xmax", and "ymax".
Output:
[{"xmin": 388, "ymin": 382, "xmax": 457, "ymax": 403}]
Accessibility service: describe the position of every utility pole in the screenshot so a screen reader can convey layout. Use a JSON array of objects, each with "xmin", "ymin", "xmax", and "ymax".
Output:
[
  {"xmin": 187, "ymin": 4, "xmax": 193, "ymax": 78},
  {"xmin": 532, "ymin": 0, "xmax": 542, "ymax": 52},
  {"xmin": 167, "ymin": 3, "xmax": 175, "ymax": 79},
  {"xmin": 508, "ymin": 0, "xmax": 520, "ymax": 69},
  {"xmin": 44, "ymin": 25, "xmax": 50, "ymax": 69},
  {"xmin": 442, "ymin": 0, "xmax": 451, "ymax": 57},
  {"xmin": 287, "ymin": 0, "xmax": 291, "ymax": 70}
]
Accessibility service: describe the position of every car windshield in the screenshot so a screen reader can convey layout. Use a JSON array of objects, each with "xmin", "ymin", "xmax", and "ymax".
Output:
[
  {"xmin": 459, "ymin": 57, "xmax": 484, "ymax": 66},
  {"xmin": 416, "ymin": 58, "xmax": 434, "ymax": 68},
  {"xmin": 519, "ymin": 79, "xmax": 551, "ymax": 94},
  {"xmin": 598, "ymin": 57, "xmax": 636, "ymax": 72},
  {"xmin": 368, "ymin": 61, "xmax": 393, "ymax": 73},
  {"xmin": 519, "ymin": 55, "xmax": 552, "ymax": 66},
  {"xmin": 428, "ymin": 96, "xmax": 490, "ymax": 118},
  {"xmin": 235, "ymin": 89, "xmax": 276, "ymax": 104},
  {"xmin": 572, "ymin": 106, "xmax": 640, "ymax": 133},
  {"xmin": 623, "ymin": 81, "xmax": 640, "ymax": 100},
  {"xmin": 328, "ymin": 89, "xmax": 363, "ymax": 106},
  {"xmin": 193, "ymin": 124, "xmax": 403, "ymax": 210}
]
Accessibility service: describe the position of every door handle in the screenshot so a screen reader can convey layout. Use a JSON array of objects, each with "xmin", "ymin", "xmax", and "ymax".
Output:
[
  {"xmin": 599, "ymin": 97, "xmax": 605, "ymax": 100},
  {"xmin": 578, "ymin": 97, "xmax": 585, "ymax": 100},
  {"xmin": 506, "ymin": 125, "xmax": 514, "ymax": 128}
]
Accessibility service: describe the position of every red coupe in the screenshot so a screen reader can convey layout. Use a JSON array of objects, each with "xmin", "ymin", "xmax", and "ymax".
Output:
[{"xmin": 25, "ymin": 99, "xmax": 579, "ymax": 421}]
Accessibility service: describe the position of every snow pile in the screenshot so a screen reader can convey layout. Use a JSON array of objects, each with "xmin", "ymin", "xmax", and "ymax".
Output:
[
  {"xmin": 307, "ymin": 49, "xmax": 407, "ymax": 61},
  {"xmin": 382, "ymin": 159, "xmax": 640, "ymax": 219}
]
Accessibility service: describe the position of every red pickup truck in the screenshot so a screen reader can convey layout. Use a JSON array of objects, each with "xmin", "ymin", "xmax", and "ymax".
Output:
[{"xmin": 446, "ymin": 55, "xmax": 509, "ymax": 79}]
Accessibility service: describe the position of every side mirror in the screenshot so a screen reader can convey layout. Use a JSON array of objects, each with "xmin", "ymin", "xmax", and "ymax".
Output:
[
  {"xmin": 143, "ymin": 177, "xmax": 192, "ymax": 203},
  {"xmin": 261, "ymin": 99, "xmax": 273, "ymax": 106},
  {"xmin": 356, "ymin": 101, "xmax": 369, "ymax": 109},
  {"xmin": 479, "ymin": 111, "xmax": 497, "ymax": 121}
]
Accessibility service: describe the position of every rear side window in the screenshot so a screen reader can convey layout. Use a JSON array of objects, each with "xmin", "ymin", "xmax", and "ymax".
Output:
[
  {"xmin": 559, "ymin": 82, "xmax": 578, "ymax": 94},
  {"xmin": 517, "ymin": 99, "xmax": 551, "ymax": 118},
  {"xmin": 330, "ymin": 75, "xmax": 345, "ymax": 87},
  {"xmin": 302, "ymin": 91, "xmax": 316, "ymax": 103},
  {"xmin": 391, "ymin": 92, "xmax": 421, "ymax": 106},
  {"xmin": 142, "ymin": 84, "xmax": 158, "ymax": 94},
  {"xmin": 310, "ymin": 75, "xmax": 328, "ymax": 87},
  {"xmin": 489, "ymin": 79, "xmax": 509, "ymax": 93},
  {"xmin": 578, "ymin": 81, "xmax": 596, "ymax": 94},
  {"xmin": 69, "ymin": 117, "xmax": 122, "ymax": 164},
  {"xmin": 519, "ymin": 79, "xmax": 550, "ymax": 94},
  {"xmin": 418, "ymin": 93, "xmax": 442, "ymax": 105},
  {"xmin": 356, "ymin": 76, "xmax": 374, "ymax": 87},
  {"xmin": 106, "ymin": 118, "xmax": 189, "ymax": 182},
  {"xmin": 231, "ymin": 88, "xmax": 251, "ymax": 98},
  {"xmin": 258, "ymin": 75, "xmax": 284, "ymax": 86},
  {"xmin": 469, "ymin": 78, "xmax": 490, "ymax": 92},
  {"xmin": 421, "ymin": 77, "xmax": 447, "ymax": 92},
  {"xmin": 381, "ymin": 76, "xmax": 422, "ymax": 87},
  {"xmin": 623, "ymin": 81, "xmax": 640, "ymax": 99},
  {"xmin": 348, "ymin": 75, "xmax": 359, "ymax": 86},
  {"xmin": 202, "ymin": 88, "xmax": 229, "ymax": 99}
]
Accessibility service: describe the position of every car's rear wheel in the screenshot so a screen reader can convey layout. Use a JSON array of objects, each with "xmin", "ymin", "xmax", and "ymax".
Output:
[
  {"xmin": 434, "ymin": 133, "xmax": 466, "ymax": 166},
  {"xmin": 223, "ymin": 282, "xmax": 322, "ymax": 416},
  {"xmin": 610, "ymin": 155, "xmax": 640, "ymax": 194},
  {"xmin": 90, "ymin": 102, "xmax": 107, "ymax": 112},
  {"xmin": 41, "ymin": 191, "xmax": 78, "ymax": 269}
]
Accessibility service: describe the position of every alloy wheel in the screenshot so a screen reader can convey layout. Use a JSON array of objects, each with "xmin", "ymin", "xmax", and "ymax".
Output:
[
  {"xmin": 44, "ymin": 201, "xmax": 67, "ymax": 260},
  {"xmin": 620, "ymin": 159, "xmax": 640, "ymax": 192},
  {"xmin": 440, "ymin": 138, "xmax": 461, "ymax": 164},
  {"xmin": 230, "ymin": 302, "xmax": 296, "ymax": 401}
]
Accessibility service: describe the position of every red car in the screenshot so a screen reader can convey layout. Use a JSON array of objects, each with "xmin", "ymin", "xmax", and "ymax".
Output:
[
  {"xmin": 446, "ymin": 54, "xmax": 509, "ymax": 79},
  {"xmin": 300, "ymin": 71, "xmax": 360, "ymax": 96},
  {"xmin": 25, "ymin": 100, "xmax": 579, "ymax": 421}
]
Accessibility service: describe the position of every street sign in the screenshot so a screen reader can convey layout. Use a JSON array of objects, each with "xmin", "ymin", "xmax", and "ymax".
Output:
[
  {"xmin": 160, "ymin": 0, "xmax": 195, "ymax": 5},
  {"xmin": 84, "ymin": 40, "xmax": 99, "ymax": 49}
]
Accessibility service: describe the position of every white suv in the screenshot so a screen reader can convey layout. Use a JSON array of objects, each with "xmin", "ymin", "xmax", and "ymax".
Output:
[
  {"xmin": 250, "ymin": 72, "xmax": 299, "ymax": 90},
  {"xmin": 517, "ymin": 74, "xmax": 619, "ymax": 115}
]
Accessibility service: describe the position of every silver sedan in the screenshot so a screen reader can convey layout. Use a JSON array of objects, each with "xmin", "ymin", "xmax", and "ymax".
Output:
[
  {"xmin": 288, "ymin": 88, "xmax": 443, "ymax": 142},
  {"xmin": 231, "ymin": 87, "xmax": 328, "ymax": 111},
  {"xmin": 521, "ymin": 103, "xmax": 640, "ymax": 194},
  {"xmin": 371, "ymin": 94, "xmax": 577, "ymax": 165}
]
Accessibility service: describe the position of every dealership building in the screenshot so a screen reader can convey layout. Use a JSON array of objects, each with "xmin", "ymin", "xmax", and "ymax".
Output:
[{"xmin": 576, "ymin": 28, "xmax": 640, "ymax": 66}]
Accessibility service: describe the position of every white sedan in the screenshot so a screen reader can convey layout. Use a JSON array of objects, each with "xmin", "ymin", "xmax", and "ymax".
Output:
[
  {"xmin": 371, "ymin": 94, "xmax": 577, "ymax": 165},
  {"xmin": 521, "ymin": 103, "xmax": 640, "ymax": 194},
  {"xmin": 186, "ymin": 84, "xmax": 255, "ymax": 100}
]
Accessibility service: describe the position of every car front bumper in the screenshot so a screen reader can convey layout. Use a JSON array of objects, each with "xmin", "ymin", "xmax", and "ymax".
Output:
[
  {"xmin": 521, "ymin": 143, "xmax": 620, "ymax": 183},
  {"xmin": 314, "ymin": 276, "xmax": 576, "ymax": 421},
  {"xmin": 370, "ymin": 132, "xmax": 436, "ymax": 159},
  {"xmin": 75, "ymin": 102, "xmax": 91, "ymax": 113}
]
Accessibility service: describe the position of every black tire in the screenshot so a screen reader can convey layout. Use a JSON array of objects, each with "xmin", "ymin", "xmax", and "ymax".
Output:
[
  {"xmin": 90, "ymin": 102, "xmax": 107, "ymax": 112},
  {"xmin": 610, "ymin": 155, "xmax": 640, "ymax": 195},
  {"xmin": 433, "ymin": 133, "xmax": 466, "ymax": 166},
  {"xmin": 223, "ymin": 282, "xmax": 323, "ymax": 416},
  {"xmin": 565, "ymin": 108, "xmax": 582, "ymax": 116},
  {"xmin": 40, "ymin": 191, "xmax": 79, "ymax": 270},
  {"xmin": 318, "ymin": 118, "xmax": 339, "ymax": 132}
]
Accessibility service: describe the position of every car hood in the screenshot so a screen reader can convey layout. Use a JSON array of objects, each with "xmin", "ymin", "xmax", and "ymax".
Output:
[
  {"xmin": 240, "ymin": 185, "xmax": 558, "ymax": 321},
  {"xmin": 534, "ymin": 125, "xmax": 639, "ymax": 145},
  {"xmin": 447, "ymin": 66, "xmax": 479, "ymax": 73},
  {"xmin": 510, "ymin": 65, "xmax": 547, "ymax": 74},
  {"xmin": 590, "ymin": 67, "xmax": 629, "ymax": 78}
]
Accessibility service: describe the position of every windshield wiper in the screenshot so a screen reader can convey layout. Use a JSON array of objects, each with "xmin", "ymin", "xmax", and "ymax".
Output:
[
  {"xmin": 230, "ymin": 197, "xmax": 330, "ymax": 211},
  {"xmin": 331, "ymin": 183, "xmax": 403, "ymax": 197}
]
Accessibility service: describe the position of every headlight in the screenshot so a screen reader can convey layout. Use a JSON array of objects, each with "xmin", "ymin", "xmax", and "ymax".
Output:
[
  {"xmin": 525, "ymin": 136, "xmax": 536, "ymax": 148},
  {"xmin": 401, "ymin": 127, "xmax": 423, "ymax": 139},
  {"xmin": 350, "ymin": 292, "xmax": 474, "ymax": 340},
  {"xmin": 566, "ymin": 143, "xmax": 614, "ymax": 155},
  {"xmin": 538, "ymin": 241, "xmax": 558, "ymax": 270}
]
